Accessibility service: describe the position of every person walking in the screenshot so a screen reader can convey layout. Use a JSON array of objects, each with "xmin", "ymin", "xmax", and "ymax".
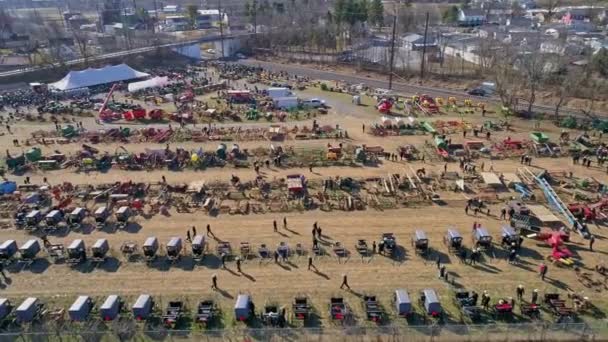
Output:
[
  {"xmin": 186, "ymin": 230, "xmax": 191, "ymax": 242},
  {"xmin": 516, "ymin": 285, "xmax": 525, "ymax": 301},
  {"xmin": 372, "ymin": 241, "xmax": 377, "ymax": 254},
  {"xmin": 500, "ymin": 208, "xmax": 507, "ymax": 220},
  {"xmin": 589, "ymin": 235, "xmax": 595, "ymax": 251},
  {"xmin": 274, "ymin": 251, "xmax": 279, "ymax": 263},
  {"xmin": 436, "ymin": 255, "xmax": 441, "ymax": 269},
  {"xmin": 207, "ymin": 224, "xmax": 213, "ymax": 237},
  {"xmin": 192, "ymin": 226, "xmax": 197, "ymax": 237},
  {"xmin": 308, "ymin": 256, "xmax": 314, "ymax": 271},
  {"xmin": 531, "ymin": 289, "xmax": 538, "ymax": 304},
  {"xmin": 539, "ymin": 262, "xmax": 548, "ymax": 281},
  {"xmin": 340, "ymin": 274, "xmax": 350, "ymax": 290},
  {"xmin": 221, "ymin": 253, "xmax": 227, "ymax": 269},
  {"xmin": 283, "ymin": 217, "xmax": 287, "ymax": 229},
  {"xmin": 273, "ymin": 220, "xmax": 278, "ymax": 232},
  {"xmin": 236, "ymin": 257, "xmax": 242, "ymax": 273},
  {"xmin": 211, "ymin": 274, "xmax": 218, "ymax": 290}
]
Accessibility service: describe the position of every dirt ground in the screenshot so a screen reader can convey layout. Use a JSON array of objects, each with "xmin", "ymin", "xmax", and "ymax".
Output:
[{"xmin": 0, "ymin": 70, "xmax": 607, "ymax": 332}]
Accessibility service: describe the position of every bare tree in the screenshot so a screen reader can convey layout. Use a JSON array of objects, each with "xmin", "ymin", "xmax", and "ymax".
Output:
[
  {"xmin": 518, "ymin": 50, "xmax": 549, "ymax": 113},
  {"xmin": 487, "ymin": 42, "xmax": 522, "ymax": 109},
  {"xmin": 73, "ymin": 30, "xmax": 92, "ymax": 67}
]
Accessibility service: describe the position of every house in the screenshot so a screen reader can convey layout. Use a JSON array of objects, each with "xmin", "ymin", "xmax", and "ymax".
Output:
[
  {"xmin": 164, "ymin": 15, "xmax": 189, "ymax": 32},
  {"xmin": 401, "ymin": 33, "xmax": 438, "ymax": 51},
  {"xmin": 163, "ymin": 5, "xmax": 180, "ymax": 13},
  {"xmin": 196, "ymin": 9, "xmax": 228, "ymax": 28},
  {"xmin": 458, "ymin": 9, "xmax": 487, "ymax": 26}
]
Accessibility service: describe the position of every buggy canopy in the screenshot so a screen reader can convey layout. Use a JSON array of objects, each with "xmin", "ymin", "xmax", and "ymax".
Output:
[
  {"xmin": 50, "ymin": 64, "xmax": 149, "ymax": 91},
  {"xmin": 528, "ymin": 205, "xmax": 562, "ymax": 223},
  {"xmin": 480, "ymin": 172, "xmax": 502, "ymax": 186}
]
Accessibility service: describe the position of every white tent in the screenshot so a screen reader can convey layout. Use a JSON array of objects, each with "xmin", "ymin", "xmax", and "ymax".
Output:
[
  {"xmin": 49, "ymin": 64, "xmax": 149, "ymax": 91},
  {"xmin": 128, "ymin": 76, "xmax": 169, "ymax": 92}
]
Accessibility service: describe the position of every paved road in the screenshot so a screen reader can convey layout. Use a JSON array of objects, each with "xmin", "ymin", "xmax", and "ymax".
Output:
[{"xmin": 240, "ymin": 59, "xmax": 603, "ymax": 119}]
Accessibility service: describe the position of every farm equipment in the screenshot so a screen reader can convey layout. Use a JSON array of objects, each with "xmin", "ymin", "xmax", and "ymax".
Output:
[
  {"xmin": 292, "ymin": 297, "xmax": 311, "ymax": 321},
  {"xmin": 216, "ymin": 241, "xmax": 233, "ymax": 258},
  {"xmin": 67, "ymin": 239, "xmax": 86, "ymax": 264},
  {"xmin": 120, "ymin": 241, "xmax": 138, "ymax": 261},
  {"xmin": 162, "ymin": 301, "xmax": 185, "ymax": 329},
  {"xmin": 521, "ymin": 303, "xmax": 541, "ymax": 319},
  {"xmin": 355, "ymin": 239, "xmax": 370, "ymax": 257},
  {"xmin": 16, "ymin": 297, "xmax": 44, "ymax": 324},
  {"xmin": 444, "ymin": 228, "xmax": 463, "ymax": 253},
  {"xmin": 363, "ymin": 295, "xmax": 383, "ymax": 323},
  {"xmin": 196, "ymin": 300, "xmax": 218, "ymax": 326},
  {"xmin": 412, "ymin": 230, "xmax": 429, "ymax": 256}
]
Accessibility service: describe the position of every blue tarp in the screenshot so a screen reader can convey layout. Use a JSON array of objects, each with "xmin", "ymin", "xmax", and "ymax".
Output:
[{"xmin": 0, "ymin": 181, "xmax": 16, "ymax": 194}]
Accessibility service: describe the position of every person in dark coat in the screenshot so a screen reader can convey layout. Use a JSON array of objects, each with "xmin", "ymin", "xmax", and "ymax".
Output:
[{"xmin": 340, "ymin": 274, "xmax": 350, "ymax": 290}]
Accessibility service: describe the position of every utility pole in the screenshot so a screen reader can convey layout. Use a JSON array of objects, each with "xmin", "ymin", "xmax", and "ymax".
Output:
[
  {"xmin": 388, "ymin": 15, "xmax": 397, "ymax": 90},
  {"xmin": 420, "ymin": 12, "xmax": 430, "ymax": 82},
  {"xmin": 152, "ymin": 0, "xmax": 158, "ymax": 33},
  {"xmin": 253, "ymin": 0, "xmax": 258, "ymax": 43},
  {"xmin": 217, "ymin": 0, "xmax": 224, "ymax": 58}
]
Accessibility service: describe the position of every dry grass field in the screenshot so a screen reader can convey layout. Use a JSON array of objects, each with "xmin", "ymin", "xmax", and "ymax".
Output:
[{"xmin": 0, "ymin": 69, "xmax": 606, "ymax": 340}]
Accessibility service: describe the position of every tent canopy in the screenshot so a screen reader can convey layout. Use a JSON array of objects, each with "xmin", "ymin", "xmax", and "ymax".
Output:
[
  {"xmin": 128, "ymin": 76, "xmax": 169, "ymax": 92},
  {"xmin": 50, "ymin": 64, "xmax": 149, "ymax": 91}
]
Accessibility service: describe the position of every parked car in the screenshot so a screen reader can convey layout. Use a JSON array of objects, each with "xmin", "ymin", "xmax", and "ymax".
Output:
[
  {"xmin": 301, "ymin": 98, "xmax": 326, "ymax": 108},
  {"xmin": 467, "ymin": 88, "xmax": 488, "ymax": 96}
]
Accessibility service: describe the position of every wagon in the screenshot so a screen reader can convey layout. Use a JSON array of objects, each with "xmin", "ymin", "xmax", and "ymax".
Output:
[
  {"xmin": 234, "ymin": 294, "xmax": 254, "ymax": 322},
  {"xmin": 329, "ymin": 297, "xmax": 351, "ymax": 322},
  {"xmin": 143, "ymin": 237, "xmax": 159, "ymax": 262},
  {"xmin": 473, "ymin": 227, "xmax": 493, "ymax": 250},
  {"xmin": 94, "ymin": 207, "xmax": 109, "ymax": 229},
  {"xmin": 355, "ymin": 239, "xmax": 369, "ymax": 256},
  {"xmin": 277, "ymin": 242, "xmax": 289, "ymax": 261},
  {"xmin": 394, "ymin": 289, "xmax": 411, "ymax": 317},
  {"xmin": 166, "ymin": 237, "xmax": 182, "ymax": 262},
  {"xmin": 44, "ymin": 210, "xmax": 63, "ymax": 230},
  {"xmin": 216, "ymin": 241, "xmax": 232, "ymax": 257},
  {"xmin": 16, "ymin": 297, "xmax": 43, "ymax": 323},
  {"xmin": 260, "ymin": 302, "xmax": 285, "ymax": 327},
  {"xmin": 192, "ymin": 235, "xmax": 206, "ymax": 260},
  {"xmin": 363, "ymin": 295, "xmax": 383, "ymax": 323},
  {"xmin": 444, "ymin": 228, "xmax": 463, "ymax": 252},
  {"xmin": 501, "ymin": 225, "xmax": 520, "ymax": 248},
  {"xmin": 115, "ymin": 206, "xmax": 131, "ymax": 229},
  {"xmin": 19, "ymin": 239, "xmax": 40, "ymax": 262},
  {"xmin": 132, "ymin": 294, "xmax": 154, "ymax": 321},
  {"xmin": 91, "ymin": 238, "xmax": 109, "ymax": 262},
  {"xmin": 67, "ymin": 207, "xmax": 86, "ymax": 230},
  {"xmin": 162, "ymin": 301, "xmax": 185, "ymax": 328},
  {"xmin": 196, "ymin": 300, "xmax": 218, "ymax": 326},
  {"xmin": 67, "ymin": 239, "xmax": 86, "ymax": 264},
  {"xmin": 412, "ymin": 230, "xmax": 429, "ymax": 255},
  {"xmin": 0, "ymin": 298, "xmax": 12, "ymax": 325},
  {"xmin": 68, "ymin": 296, "xmax": 93, "ymax": 322},
  {"xmin": 100, "ymin": 295, "xmax": 122, "ymax": 321},
  {"xmin": 453, "ymin": 290, "xmax": 481, "ymax": 322},
  {"xmin": 25, "ymin": 210, "xmax": 42, "ymax": 229},
  {"xmin": 292, "ymin": 296, "xmax": 311, "ymax": 321},
  {"xmin": 521, "ymin": 303, "xmax": 541, "ymax": 319},
  {"xmin": 381, "ymin": 233, "xmax": 396, "ymax": 256},
  {"xmin": 0, "ymin": 240, "xmax": 18, "ymax": 262},
  {"xmin": 419, "ymin": 289, "xmax": 442, "ymax": 318},
  {"xmin": 493, "ymin": 298, "xmax": 514, "ymax": 319}
]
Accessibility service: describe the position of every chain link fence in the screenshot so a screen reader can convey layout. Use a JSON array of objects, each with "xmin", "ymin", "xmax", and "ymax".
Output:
[{"xmin": 0, "ymin": 322, "xmax": 596, "ymax": 342}]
